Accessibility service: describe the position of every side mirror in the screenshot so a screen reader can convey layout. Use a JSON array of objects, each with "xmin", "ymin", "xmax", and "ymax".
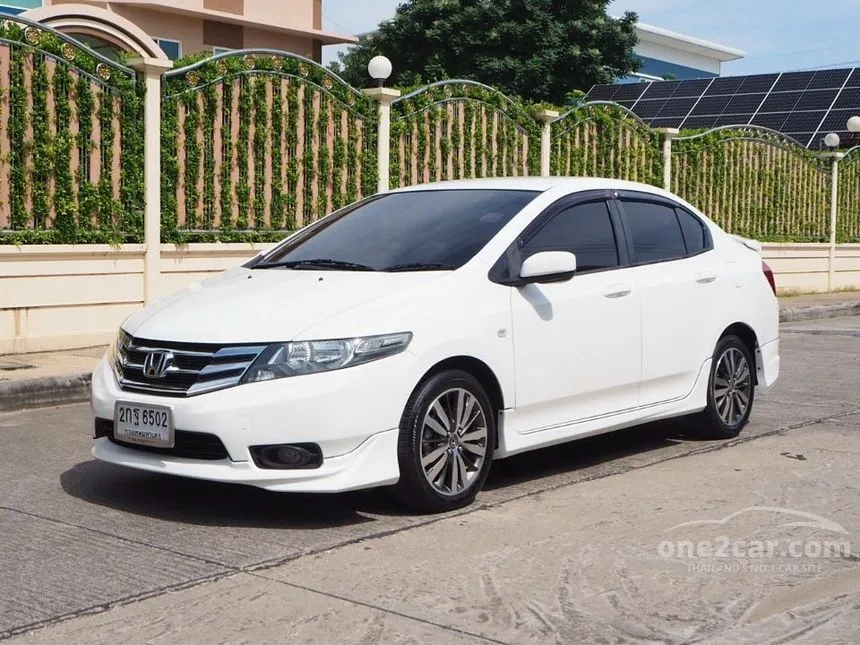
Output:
[{"xmin": 518, "ymin": 251, "xmax": 577, "ymax": 285}]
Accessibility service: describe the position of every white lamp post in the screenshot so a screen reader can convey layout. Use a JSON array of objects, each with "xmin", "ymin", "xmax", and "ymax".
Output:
[
  {"xmin": 848, "ymin": 116, "xmax": 860, "ymax": 134},
  {"xmin": 367, "ymin": 55, "xmax": 393, "ymax": 88},
  {"xmin": 822, "ymin": 132, "xmax": 844, "ymax": 291},
  {"xmin": 824, "ymin": 132, "xmax": 841, "ymax": 149},
  {"xmin": 363, "ymin": 55, "xmax": 399, "ymax": 193}
]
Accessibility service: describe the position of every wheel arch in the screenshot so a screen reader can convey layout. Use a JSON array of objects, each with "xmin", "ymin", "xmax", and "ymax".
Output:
[
  {"xmin": 418, "ymin": 356, "xmax": 506, "ymax": 413},
  {"xmin": 719, "ymin": 322, "xmax": 760, "ymax": 385}
]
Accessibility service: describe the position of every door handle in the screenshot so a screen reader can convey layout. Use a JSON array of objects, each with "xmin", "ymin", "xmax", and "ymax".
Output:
[
  {"xmin": 695, "ymin": 272, "xmax": 717, "ymax": 284},
  {"xmin": 603, "ymin": 284, "xmax": 632, "ymax": 299}
]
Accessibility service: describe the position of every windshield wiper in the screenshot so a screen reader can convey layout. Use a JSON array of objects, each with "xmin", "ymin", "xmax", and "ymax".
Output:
[
  {"xmin": 381, "ymin": 263, "xmax": 458, "ymax": 273},
  {"xmin": 254, "ymin": 258, "xmax": 377, "ymax": 272}
]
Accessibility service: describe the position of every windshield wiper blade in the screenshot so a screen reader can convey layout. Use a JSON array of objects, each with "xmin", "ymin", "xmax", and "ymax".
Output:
[
  {"xmin": 382, "ymin": 263, "xmax": 458, "ymax": 273},
  {"xmin": 255, "ymin": 258, "xmax": 377, "ymax": 271}
]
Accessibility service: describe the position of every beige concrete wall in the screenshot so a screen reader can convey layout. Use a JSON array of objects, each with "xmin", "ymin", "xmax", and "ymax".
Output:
[
  {"xmin": 0, "ymin": 243, "xmax": 274, "ymax": 355},
  {"xmin": 46, "ymin": 2, "xmax": 318, "ymax": 57},
  {"xmin": 113, "ymin": 6, "xmax": 206, "ymax": 56},
  {"xmin": 1, "ymin": 243, "xmax": 858, "ymax": 355},
  {"xmin": 243, "ymin": 27, "xmax": 314, "ymax": 56},
  {"xmin": 762, "ymin": 244, "xmax": 860, "ymax": 294}
]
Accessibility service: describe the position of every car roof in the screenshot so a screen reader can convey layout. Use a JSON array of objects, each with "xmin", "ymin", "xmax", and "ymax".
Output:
[{"xmin": 390, "ymin": 176, "xmax": 671, "ymax": 196}]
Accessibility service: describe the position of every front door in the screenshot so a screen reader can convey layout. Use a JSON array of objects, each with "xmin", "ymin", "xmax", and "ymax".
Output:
[{"xmin": 510, "ymin": 197, "xmax": 642, "ymax": 434}]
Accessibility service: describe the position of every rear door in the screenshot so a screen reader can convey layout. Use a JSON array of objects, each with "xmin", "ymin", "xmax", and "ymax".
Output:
[{"xmin": 616, "ymin": 192, "xmax": 719, "ymax": 406}]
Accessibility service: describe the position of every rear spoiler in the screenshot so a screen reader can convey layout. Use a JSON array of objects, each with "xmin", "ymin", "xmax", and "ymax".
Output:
[{"xmin": 729, "ymin": 234, "xmax": 762, "ymax": 254}]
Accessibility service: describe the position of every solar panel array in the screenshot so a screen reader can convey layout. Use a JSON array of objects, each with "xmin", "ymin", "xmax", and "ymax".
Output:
[{"xmin": 587, "ymin": 68, "xmax": 860, "ymax": 149}]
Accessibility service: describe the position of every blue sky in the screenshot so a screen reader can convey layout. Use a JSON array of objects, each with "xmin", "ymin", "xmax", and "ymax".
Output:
[{"xmin": 322, "ymin": 0, "xmax": 860, "ymax": 76}]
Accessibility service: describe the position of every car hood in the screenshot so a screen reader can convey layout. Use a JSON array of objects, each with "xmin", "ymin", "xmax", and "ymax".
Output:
[{"xmin": 123, "ymin": 267, "xmax": 443, "ymax": 344}]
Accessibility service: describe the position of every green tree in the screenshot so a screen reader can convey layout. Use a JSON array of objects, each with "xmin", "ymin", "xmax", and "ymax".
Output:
[{"xmin": 329, "ymin": 0, "xmax": 640, "ymax": 104}]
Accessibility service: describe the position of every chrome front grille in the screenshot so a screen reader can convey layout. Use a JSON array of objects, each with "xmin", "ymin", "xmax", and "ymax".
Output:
[{"xmin": 115, "ymin": 331, "xmax": 266, "ymax": 397}]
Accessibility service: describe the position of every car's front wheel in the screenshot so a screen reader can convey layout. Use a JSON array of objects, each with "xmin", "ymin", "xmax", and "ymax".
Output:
[
  {"xmin": 691, "ymin": 334, "xmax": 755, "ymax": 439},
  {"xmin": 394, "ymin": 370, "xmax": 495, "ymax": 512}
]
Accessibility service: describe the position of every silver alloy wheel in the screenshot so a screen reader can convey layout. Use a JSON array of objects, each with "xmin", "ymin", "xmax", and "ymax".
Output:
[
  {"xmin": 420, "ymin": 387, "xmax": 489, "ymax": 496},
  {"xmin": 713, "ymin": 347, "xmax": 752, "ymax": 426}
]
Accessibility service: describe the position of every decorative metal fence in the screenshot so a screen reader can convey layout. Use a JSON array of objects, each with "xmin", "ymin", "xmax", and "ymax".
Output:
[
  {"xmin": 160, "ymin": 51, "xmax": 377, "ymax": 241},
  {"xmin": 0, "ymin": 29, "xmax": 857, "ymax": 246},
  {"xmin": 672, "ymin": 127, "xmax": 832, "ymax": 242},
  {"xmin": 837, "ymin": 146, "xmax": 860, "ymax": 242},
  {"xmin": 551, "ymin": 103, "xmax": 663, "ymax": 187},
  {"xmin": 0, "ymin": 15, "xmax": 144, "ymax": 244},
  {"xmin": 388, "ymin": 80, "xmax": 540, "ymax": 189}
]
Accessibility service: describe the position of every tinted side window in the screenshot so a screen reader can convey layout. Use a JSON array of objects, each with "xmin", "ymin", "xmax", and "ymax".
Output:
[
  {"xmin": 622, "ymin": 200, "xmax": 686, "ymax": 264},
  {"xmin": 676, "ymin": 208, "xmax": 710, "ymax": 255},
  {"xmin": 522, "ymin": 201, "xmax": 619, "ymax": 272}
]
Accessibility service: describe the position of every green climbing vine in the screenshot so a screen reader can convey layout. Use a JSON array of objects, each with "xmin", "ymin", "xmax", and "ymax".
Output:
[
  {"xmin": 302, "ymin": 84, "xmax": 315, "ymax": 225},
  {"xmin": 76, "ymin": 73, "xmax": 97, "ymax": 231},
  {"xmin": 8, "ymin": 45, "xmax": 27, "ymax": 231},
  {"xmin": 161, "ymin": 92, "xmax": 180, "ymax": 238},
  {"xmin": 1, "ymin": 28, "xmax": 853, "ymax": 246},
  {"xmin": 317, "ymin": 91, "xmax": 331, "ymax": 220},
  {"xmin": 0, "ymin": 17, "xmax": 142, "ymax": 245},
  {"xmin": 270, "ymin": 79, "xmax": 285, "ymax": 227},
  {"xmin": 202, "ymin": 84, "xmax": 217, "ymax": 229},
  {"xmin": 286, "ymin": 79, "xmax": 300, "ymax": 229},
  {"xmin": 182, "ymin": 93, "xmax": 201, "ymax": 229},
  {"xmin": 218, "ymin": 80, "xmax": 233, "ymax": 230},
  {"xmin": 31, "ymin": 53, "xmax": 50, "ymax": 228},
  {"xmin": 673, "ymin": 127, "xmax": 832, "ymax": 242},
  {"xmin": 252, "ymin": 75, "xmax": 268, "ymax": 228},
  {"xmin": 837, "ymin": 149, "xmax": 860, "ymax": 243},
  {"xmin": 235, "ymin": 76, "xmax": 251, "ymax": 229},
  {"xmin": 53, "ymin": 65, "xmax": 76, "ymax": 240}
]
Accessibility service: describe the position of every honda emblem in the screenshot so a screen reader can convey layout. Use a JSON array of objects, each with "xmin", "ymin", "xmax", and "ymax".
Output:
[{"xmin": 143, "ymin": 351, "xmax": 174, "ymax": 379}]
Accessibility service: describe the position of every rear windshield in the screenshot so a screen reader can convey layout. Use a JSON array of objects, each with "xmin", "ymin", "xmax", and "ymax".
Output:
[{"xmin": 256, "ymin": 189, "xmax": 539, "ymax": 272}]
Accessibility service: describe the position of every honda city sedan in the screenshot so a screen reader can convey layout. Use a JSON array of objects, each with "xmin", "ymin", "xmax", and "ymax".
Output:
[{"xmin": 91, "ymin": 178, "xmax": 780, "ymax": 512}]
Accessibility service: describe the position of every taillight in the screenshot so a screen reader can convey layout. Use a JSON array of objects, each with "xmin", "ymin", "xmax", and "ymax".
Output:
[{"xmin": 762, "ymin": 261, "xmax": 776, "ymax": 295}]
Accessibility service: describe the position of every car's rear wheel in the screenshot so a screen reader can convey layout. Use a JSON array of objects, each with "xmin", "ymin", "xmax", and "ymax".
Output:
[
  {"xmin": 394, "ymin": 370, "xmax": 494, "ymax": 512},
  {"xmin": 691, "ymin": 334, "xmax": 755, "ymax": 439}
]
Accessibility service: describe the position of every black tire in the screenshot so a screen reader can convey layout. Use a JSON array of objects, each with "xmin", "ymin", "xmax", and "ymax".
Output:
[
  {"xmin": 393, "ymin": 369, "xmax": 495, "ymax": 513},
  {"xmin": 690, "ymin": 334, "xmax": 755, "ymax": 439}
]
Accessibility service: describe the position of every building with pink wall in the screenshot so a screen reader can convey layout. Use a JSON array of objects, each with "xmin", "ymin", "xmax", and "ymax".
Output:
[{"xmin": 2, "ymin": 0, "xmax": 356, "ymax": 61}]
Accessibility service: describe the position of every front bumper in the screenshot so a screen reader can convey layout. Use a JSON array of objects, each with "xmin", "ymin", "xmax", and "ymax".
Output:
[{"xmin": 90, "ymin": 351, "xmax": 423, "ymax": 492}]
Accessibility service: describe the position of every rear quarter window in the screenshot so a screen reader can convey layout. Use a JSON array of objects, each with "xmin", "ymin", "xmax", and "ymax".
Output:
[{"xmin": 676, "ymin": 208, "xmax": 712, "ymax": 255}]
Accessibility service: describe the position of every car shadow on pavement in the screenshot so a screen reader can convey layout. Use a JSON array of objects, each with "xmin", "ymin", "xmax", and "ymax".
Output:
[
  {"xmin": 483, "ymin": 417, "xmax": 700, "ymax": 492},
  {"xmin": 59, "ymin": 459, "xmax": 381, "ymax": 529},
  {"xmin": 59, "ymin": 418, "xmax": 713, "ymax": 524}
]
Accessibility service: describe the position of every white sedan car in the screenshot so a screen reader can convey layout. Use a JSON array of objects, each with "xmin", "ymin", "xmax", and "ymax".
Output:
[{"xmin": 91, "ymin": 178, "xmax": 780, "ymax": 512}]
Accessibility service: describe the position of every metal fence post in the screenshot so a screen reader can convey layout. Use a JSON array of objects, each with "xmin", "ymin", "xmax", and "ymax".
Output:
[
  {"xmin": 655, "ymin": 128, "xmax": 679, "ymax": 191},
  {"xmin": 363, "ymin": 87, "xmax": 401, "ymax": 194},
  {"xmin": 130, "ymin": 56, "xmax": 173, "ymax": 305},
  {"xmin": 827, "ymin": 152, "xmax": 844, "ymax": 292},
  {"xmin": 535, "ymin": 109, "xmax": 559, "ymax": 176}
]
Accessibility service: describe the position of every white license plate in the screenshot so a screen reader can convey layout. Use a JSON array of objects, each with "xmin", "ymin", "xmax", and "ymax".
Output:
[{"xmin": 114, "ymin": 402, "xmax": 174, "ymax": 448}]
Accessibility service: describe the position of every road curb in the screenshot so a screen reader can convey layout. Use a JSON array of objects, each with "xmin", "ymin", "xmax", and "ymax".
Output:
[
  {"xmin": 0, "ymin": 373, "xmax": 91, "ymax": 413},
  {"xmin": 779, "ymin": 301, "xmax": 860, "ymax": 323}
]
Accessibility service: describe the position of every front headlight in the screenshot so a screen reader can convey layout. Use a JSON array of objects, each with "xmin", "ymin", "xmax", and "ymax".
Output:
[
  {"xmin": 241, "ymin": 332, "xmax": 413, "ymax": 383},
  {"xmin": 108, "ymin": 328, "xmax": 128, "ymax": 379}
]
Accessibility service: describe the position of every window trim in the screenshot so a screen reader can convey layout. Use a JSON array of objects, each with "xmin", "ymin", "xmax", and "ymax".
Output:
[
  {"xmin": 154, "ymin": 36, "xmax": 182, "ymax": 60},
  {"xmin": 489, "ymin": 190, "xmax": 629, "ymax": 285},
  {"xmin": 674, "ymin": 205, "xmax": 714, "ymax": 258},
  {"xmin": 614, "ymin": 191, "xmax": 713, "ymax": 268}
]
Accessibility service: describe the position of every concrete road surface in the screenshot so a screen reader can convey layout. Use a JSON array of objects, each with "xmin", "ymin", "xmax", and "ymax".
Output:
[{"xmin": 1, "ymin": 317, "xmax": 859, "ymax": 644}]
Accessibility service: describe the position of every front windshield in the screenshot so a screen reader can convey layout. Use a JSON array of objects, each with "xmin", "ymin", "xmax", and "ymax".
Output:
[{"xmin": 255, "ymin": 189, "xmax": 539, "ymax": 272}]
